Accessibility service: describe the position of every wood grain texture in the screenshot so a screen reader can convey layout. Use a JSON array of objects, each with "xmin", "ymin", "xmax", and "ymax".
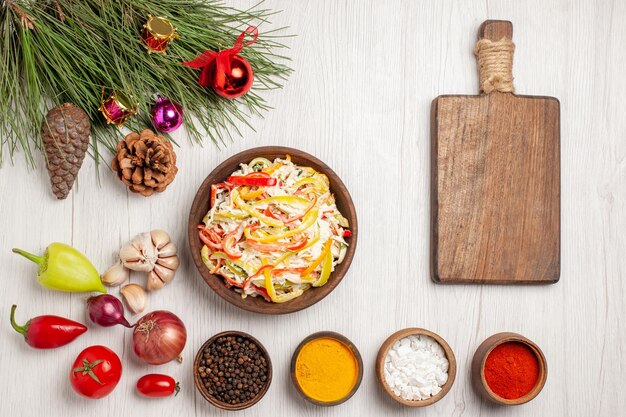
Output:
[
  {"xmin": 431, "ymin": 20, "xmax": 561, "ymax": 283},
  {"xmin": 0, "ymin": 1, "xmax": 624, "ymax": 416},
  {"xmin": 188, "ymin": 146, "xmax": 358, "ymax": 314}
]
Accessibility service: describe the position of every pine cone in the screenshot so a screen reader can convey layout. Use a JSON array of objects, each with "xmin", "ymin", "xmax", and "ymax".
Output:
[
  {"xmin": 41, "ymin": 103, "xmax": 91, "ymax": 199},
  {"xmin": 111, "ymin": 129, "xmax": 178, "ymax": 196}
]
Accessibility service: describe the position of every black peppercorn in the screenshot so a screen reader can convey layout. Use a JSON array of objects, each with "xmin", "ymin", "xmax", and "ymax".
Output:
[{"xmin": 197, "ymin": 333, "xmax": 270, "ymax": 406}]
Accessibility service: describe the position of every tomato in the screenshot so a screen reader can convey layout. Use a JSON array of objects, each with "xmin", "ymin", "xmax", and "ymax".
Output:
[
  {"xmin": 70, "ymin": 345, "xmax": 122, "ymax": 399},
  {"xmin": 136, "ymin": 374, "xmax": 180, "ymax": 398}
]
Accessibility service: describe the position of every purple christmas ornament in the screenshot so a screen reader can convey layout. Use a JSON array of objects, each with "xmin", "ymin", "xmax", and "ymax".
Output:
[{"xmin": 151, "ymin": 96, "xmax": 184, "ymax": 133}]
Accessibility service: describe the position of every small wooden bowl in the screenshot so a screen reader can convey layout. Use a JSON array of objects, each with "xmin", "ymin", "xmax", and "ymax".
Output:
[
  {"xmin": 290, "ymin": 331, "xmax": 363, "ymax": 406},
  {"xmin": 376, "ymin": 328, "xmax": 457, "ymax": 407},
  {"xmin": 188, "ymin": 146, "xmax": 358, "ymax": 314},
  {"xmin": 193, "ymin": 331, "xmax": 273, "ymax": 411},
  {"xmin": 471, "ymin": 332, "xmax": 547, "ymax": 405}
]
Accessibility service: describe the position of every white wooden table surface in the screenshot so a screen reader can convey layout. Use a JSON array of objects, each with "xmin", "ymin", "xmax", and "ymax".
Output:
[{"xmin": 1, "ymin": 0, "xmax": 624, "ymax": 415}]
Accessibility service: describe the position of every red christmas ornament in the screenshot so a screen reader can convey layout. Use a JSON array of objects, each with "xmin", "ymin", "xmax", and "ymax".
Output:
[{"xmin": 182, "ymin": 26, "xmax": 257, "ymax": 99}]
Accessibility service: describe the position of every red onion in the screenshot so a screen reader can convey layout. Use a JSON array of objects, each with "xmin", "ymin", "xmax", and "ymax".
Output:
[
  {"xmin": 87, "ymin": 294, "xmax": 132, "ymax": 328},
  {"xmin": 133, "ymin": 310, "xmax": 186, "ymax": 365}
]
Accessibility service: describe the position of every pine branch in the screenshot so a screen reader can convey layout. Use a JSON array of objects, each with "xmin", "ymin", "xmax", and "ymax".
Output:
[{"xmin": 0, "ymin": 0, "xmax": 292, "ymax": 168}]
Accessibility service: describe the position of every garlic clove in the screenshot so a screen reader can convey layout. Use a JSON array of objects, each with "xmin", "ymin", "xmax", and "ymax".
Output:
[
  {"xmin": 101, "ymin": 261, "xmax": 130, "ymax": 286},
  {"xmin": 146, "ymin": 270, "xmax": 166, "ymax": 291},
  {"xmin": 119, "ymin": 242, "xmax": 143, "ymax": 263},
  {"xmin": 146, "ymin": 264, "xmax": 176, "ymax": 291},
  {"xmin": 157, "ymin": 254, "xmax": 180, "ymax": 271},
  {"xmin": 154, "ymin": 263, "xmax": 176, "ymax": 284},
  {"xmin": 158, "ymin": 242, "xmax": 178, "ymax": 258},
  {"xmin": 150, "ymin": 229, "xmax": 171, "ymax": 250},
  {"xmin": 120, "ymin": 283, "xmax": 147, "ymax": 315}
]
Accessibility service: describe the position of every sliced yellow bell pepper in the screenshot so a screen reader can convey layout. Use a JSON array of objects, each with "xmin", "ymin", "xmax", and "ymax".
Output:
[
  {"xmin": 201, "ymin": 245, "xmax": 213, "ymax": 270},
  {"xmin": 209, "ymin": 251, "xmax": 246, "ymax": 269},
  {"xmin": 262, "ymin": 162, "xmax": 283, "ymax": 175},
  {"xmin": 262, "ymin": 259, "xmax": 276, "ymax": 301},
  {"xmin": 302, "ymin": 239, "xmax": 332, "ymax": 278},
  {"xmin": 239, "ymin": 186, "xmax": 265, "ymax": 200},
  {"xmin": 262, "ymin": 258, "xmax": 304, "ymax": 303},
  {"xmin": 213, "ymin": 211, "xmax": 249, "ymax": 221},
  {"xmin": 251, "ymin": 195, "xmax": 310, "ymax": 207},
  {"xmin": 274, "ymin": 289, "xmax": 304, "ymax": 303},
  {"xmin": 249, "ymin": 157, "xmax": 273, "ymax": 168},
  {"xmin": 315, "ymin": 173, "xmax": 330, "ymax": 187},
  {"xmin": 293, "ymin": 177, "xmax": 328, "ymax": 193},
  {"xmin": 249, "ymin": 208, "xmax": 318, "ymax": 243},
  {"xmin": 232, "ymin": 189, "xmax": 284, "ymax": 227},
  {"xmin": 313, "ymin": 242, "xmax": 334, "ymax": 287},
  {"xmin": 336, "ymin": 212, "xmax": 350, "ymax": 228}
]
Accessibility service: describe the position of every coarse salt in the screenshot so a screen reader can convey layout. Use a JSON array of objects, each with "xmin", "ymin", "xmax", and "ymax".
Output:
[{"xmin": 383, "ymin": 334, "xmax": 449, "ymax": 401}]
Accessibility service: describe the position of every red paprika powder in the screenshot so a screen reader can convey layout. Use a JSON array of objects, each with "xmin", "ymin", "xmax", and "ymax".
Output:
[{"xmin": 483, "ymin": 341, "xmax": 539, "ymax": 400}]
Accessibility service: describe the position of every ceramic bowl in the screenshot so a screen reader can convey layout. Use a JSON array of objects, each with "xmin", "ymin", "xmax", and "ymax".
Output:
[
  {"xmin": 290, "ymin": 331, "xmax": 363, "ymax": 406},
  {"xmin": 193, "ymin": 330, "xmax": 272, "ymax": 411},
  {"xmin": 471, "ymin": 332, "xmax": 547, "ymax": 405},
  {"xmin": 375, "ymin": 327, "xmax": 457, "ymax": 407},
  {"xmin": 188, "ymin": 146, "xmax": 358, "ymax": 314}
]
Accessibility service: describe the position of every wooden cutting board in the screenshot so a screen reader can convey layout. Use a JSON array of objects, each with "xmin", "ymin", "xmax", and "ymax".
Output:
[{"xmin": 431, "ymin": 20, "xmax": 560, "ymax": 284}]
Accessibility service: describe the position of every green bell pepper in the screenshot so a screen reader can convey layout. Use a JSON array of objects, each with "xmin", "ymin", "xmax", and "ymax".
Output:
[{"xmin": 13, "ymin": 243, "xmax": 106, "ymax": 293}]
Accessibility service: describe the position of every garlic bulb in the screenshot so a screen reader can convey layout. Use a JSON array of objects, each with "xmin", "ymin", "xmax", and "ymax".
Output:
[
  {"xmin": 101, "ymin": 260, "xmax": 130, "ymax": 286},
  {"xmin": 120, "ymin": 284, "xmax": 147, "ymax": 314},
  {"xmin": 120, "ymin": 232, "xmax": 158, "ymax": 272},
  {"xmin": 118, "ymin": 230, "xmax": 180, "ymax": 291}
]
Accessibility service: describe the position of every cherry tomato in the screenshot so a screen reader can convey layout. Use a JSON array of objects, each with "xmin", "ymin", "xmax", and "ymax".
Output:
[
  {"xmin": 70, "ymin": 345, "xmax": 122, "ymax": 399},
  {"xmin": 136, "ymin": 374, "xmax": 180, "ymax": 398}
]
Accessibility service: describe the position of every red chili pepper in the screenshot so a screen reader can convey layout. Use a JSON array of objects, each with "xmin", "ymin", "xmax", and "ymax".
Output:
[
  {"xmin": 226, "ymin": 174, "xmax": 277, "ymax": 187},
  {"xmin": 10, "ymin": 305, "xmax": 87, "ymax": 349},
  {"xmin": 343, "ymin": 230, "xmax": 352, "ymax": 237}
]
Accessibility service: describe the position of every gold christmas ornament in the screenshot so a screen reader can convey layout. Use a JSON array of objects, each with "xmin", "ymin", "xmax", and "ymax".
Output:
[
  {"xmin": 99, "ymin": 89, "xmax": 137, "ymax": 126},
  {"xmin": 141, "ymin": 15, "xmax": 179, "ymax": 54}
]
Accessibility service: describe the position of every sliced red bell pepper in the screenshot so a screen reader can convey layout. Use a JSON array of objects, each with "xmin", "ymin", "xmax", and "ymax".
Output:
[
  {"xmin": 210, "ymin": 183, "xmax": 230, "ymax": 208},
  {"xmin": 242, "ymin": 265, "xmax": 274, "ymax": 289},
  {"xmin": 247, "ymin": 235, "xmax": 308, "ymax": 253},
  {"xmin": 286, "ymin": 235, "xmax": 309, "ymax": 250},
  {"xmin": 210, "ymin": 258, "xmax": 223, "ymax": 274},
  {"xmin": 252, "ymin": 284, "xmax": 271, "ymax": 302},
  {"xmin": 199, "ymin": 228, "xmax": 222, "ymax": 251},
  {"xmin": 222, "ymin": 224, "xmax": 245, "ymax": 260},
  {"xmin": 272, "ymin": 267, "xmax": 308, "ymax": 276},
  {"xmin": 218, "ymin": 271, "xmax": 244, "ymax": 288},
  {"xmin": 227, "ymin": 172, "xmax": 277, "ymax": 187}
]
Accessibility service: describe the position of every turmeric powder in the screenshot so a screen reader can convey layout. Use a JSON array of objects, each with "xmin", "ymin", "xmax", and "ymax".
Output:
[{"xmin": 294, "ymin": 337, "xmax": 358, "ymax": 403}]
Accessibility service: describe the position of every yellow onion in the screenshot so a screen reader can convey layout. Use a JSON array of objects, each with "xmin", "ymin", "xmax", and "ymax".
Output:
[{"xmin": 133, "ymin": 310, "xmax": 186, "ymax": 365}]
